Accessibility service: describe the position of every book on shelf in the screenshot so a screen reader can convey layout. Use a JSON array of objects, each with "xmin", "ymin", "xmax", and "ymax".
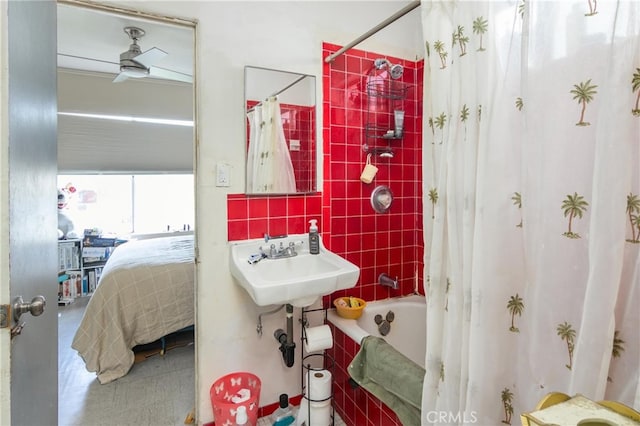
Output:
[
  {"xmin": 87, "ymin": 270, "xmax": 95, "ymax": 293},
  {"xmin": 58, "ymin": 240, "xmax": 80, "ymax": 271},
  {"xmin": 82, "ymin": 235, "xmax": 127, "ymax": 247},
  {"xmin": 60, "ymin": 272, "xmax": 82, "ymax": 301},
  {"xmin": 82, "ymin": 246, "xmax": 114, "ymax": 261},
  {"xmin": 87, "ymin": 268, "xmax": 103, "ymax": 293}
]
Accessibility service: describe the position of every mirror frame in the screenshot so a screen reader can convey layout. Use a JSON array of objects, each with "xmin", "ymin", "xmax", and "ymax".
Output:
[{"xmin": 244, "ymin": 65, "xmax": 317, "ymax": 195}]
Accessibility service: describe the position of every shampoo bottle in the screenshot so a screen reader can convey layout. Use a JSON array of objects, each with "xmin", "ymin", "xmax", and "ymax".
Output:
[{"xmin": 308, "ymin": 219, "xmax": 319, "ymax": 255}]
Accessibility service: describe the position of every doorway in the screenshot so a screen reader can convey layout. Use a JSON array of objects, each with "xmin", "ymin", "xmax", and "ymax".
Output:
[{"xmin": 56, "ymin": 2, "xmax": 197, "ymax": 424}]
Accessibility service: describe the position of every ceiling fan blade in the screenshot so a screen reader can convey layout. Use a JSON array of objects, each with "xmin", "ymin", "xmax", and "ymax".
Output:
[
  {"xmin": 58, "ymin": 52, "xmax": 120, "ymax": 75},
  {"xmin": 149, "ymin": 66, "xmax": 193, "ymax": 84},
  {"xmin": 58, "ymin": 53, "xmax": 119, "ymax": 67},
  {"xmin": 133, "ymin": 47, "xmax": 167, "ymax": 68},
  {"xmin": 112, "ymin": 73, "xmax": 129, "ymax": 83}
]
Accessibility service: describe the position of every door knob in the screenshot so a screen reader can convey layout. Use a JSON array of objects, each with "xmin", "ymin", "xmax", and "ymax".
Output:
[{"xmin": 12, "ymin": 295, "xmax": 46, "ymax": 322}]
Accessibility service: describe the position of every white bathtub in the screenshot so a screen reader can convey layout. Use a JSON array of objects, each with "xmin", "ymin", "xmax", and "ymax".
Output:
[{"xmin": 327, "ymin": 294, "xmax": 426, "ymax": 368}]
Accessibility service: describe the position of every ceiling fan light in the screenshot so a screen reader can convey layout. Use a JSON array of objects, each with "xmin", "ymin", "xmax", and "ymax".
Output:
[{"xmin": 119, "ymin": 65, "xmax": 149, "ymax": 78}]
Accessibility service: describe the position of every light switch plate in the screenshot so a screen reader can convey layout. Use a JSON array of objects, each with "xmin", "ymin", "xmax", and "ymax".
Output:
[{"xmin": 216, "ymin": 162, "xmax": 231, "ymax": 187}]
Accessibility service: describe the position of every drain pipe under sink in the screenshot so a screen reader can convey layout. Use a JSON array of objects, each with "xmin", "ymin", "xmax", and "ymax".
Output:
[{"xmin": 273, "ymin": 303, "xmax": 296, "ymax": 367}]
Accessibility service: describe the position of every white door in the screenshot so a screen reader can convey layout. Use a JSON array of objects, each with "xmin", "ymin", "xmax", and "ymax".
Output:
[{"xmin": 2, "ymin": 1, "xmax": 59, "ymax": 425}]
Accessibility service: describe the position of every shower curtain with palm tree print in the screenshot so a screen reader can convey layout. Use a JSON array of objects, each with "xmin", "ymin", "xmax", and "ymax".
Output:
[
  {"xmin": 421, "ymin": 1, "xmax": 639, "ymax": 424},
  {"xmin": 246, "ymin": 96, "xmax": 297, "ymax": 193}
]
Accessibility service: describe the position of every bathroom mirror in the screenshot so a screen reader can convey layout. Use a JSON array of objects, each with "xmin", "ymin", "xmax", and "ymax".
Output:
[{"xmin": 244, "ymin": 66, "xmax": 317, "ymax": 194}]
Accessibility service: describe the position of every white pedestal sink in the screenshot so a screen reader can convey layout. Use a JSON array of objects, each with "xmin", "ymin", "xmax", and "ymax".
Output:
[{"xmin": 229, "ymin": 234, "xmax": 360, "ymax": 307}]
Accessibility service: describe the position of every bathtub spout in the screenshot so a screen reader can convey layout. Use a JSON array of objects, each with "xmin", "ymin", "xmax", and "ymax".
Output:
[{"xmin": 379, "ymin": 273, "xmax": 398, "ymax": 290}]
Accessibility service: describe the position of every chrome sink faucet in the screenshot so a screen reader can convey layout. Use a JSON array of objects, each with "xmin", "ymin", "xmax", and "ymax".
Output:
[{"xmin": 261, "ymin": 240, "xmax": 302, "ymax": 259}]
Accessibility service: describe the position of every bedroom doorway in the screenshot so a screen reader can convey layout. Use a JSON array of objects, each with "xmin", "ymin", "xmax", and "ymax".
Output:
[{"xmin": 56, "ymin": 2, "xmax": 197, "ymax": 424}]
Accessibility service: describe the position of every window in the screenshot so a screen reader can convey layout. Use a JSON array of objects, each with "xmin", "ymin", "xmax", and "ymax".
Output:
[{"xmin": 58, "ymin": 174, "xmax": 194, "ymax": 236}]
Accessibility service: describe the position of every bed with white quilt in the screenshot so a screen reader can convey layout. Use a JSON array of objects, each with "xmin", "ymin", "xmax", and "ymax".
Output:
[{"xmin": 72, "ymin": 234, "xmax": 194, "ymax": 384}]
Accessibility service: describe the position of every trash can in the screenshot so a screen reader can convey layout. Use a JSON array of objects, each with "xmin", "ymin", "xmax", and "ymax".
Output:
[{"xmin": 210, "ymin": 372, "xmax": 261, "ymax": 425}]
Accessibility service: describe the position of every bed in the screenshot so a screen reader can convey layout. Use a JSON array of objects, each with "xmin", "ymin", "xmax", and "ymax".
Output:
[{"xmin": 72, "ymin": 234, "xmax": 194, "ymax": 384}]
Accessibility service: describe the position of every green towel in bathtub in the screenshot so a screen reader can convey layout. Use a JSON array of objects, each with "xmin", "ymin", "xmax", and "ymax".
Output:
[{"xmin": 348, "ymin": 336, "xmax": 424, "ymax": 426}]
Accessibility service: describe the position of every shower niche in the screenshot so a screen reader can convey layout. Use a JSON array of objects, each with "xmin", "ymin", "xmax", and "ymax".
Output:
[{"xmin": 363, "ymin": 58, "xmax": 410, "ymax": 157}]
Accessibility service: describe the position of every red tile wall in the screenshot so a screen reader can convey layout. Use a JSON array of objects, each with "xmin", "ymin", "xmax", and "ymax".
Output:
[
  {"xmin": 226, "ymin": 43, "xmax": 424, "ymax": 425},
  {"xmin": 284, "ymin": 104, "xmax": 316, "ymax": 193},
  {"xmin": 320, "ymin": 42, "xmax": 424, "ymax": 426},
  {"xmin": 227, "ymin": 193, "xmax": 322, "ymax": 241},
  {"xmin": 326, "ymin": 323, "xmax": 402, "ymax": 426},
  {"xmin": 320, "ymin": 42, "xmax": 424, "ymax": 302}
]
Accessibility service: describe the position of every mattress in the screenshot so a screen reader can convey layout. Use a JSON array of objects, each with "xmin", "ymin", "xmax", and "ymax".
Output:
[{"xmin": 71, "ymin": 234, "xmax": 194, "ymax": 384}]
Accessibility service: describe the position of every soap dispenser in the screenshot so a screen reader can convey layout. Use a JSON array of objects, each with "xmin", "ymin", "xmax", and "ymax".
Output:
[{"xmin": 308, "ymin": 219, "xmax": 319, "ymax": 255}]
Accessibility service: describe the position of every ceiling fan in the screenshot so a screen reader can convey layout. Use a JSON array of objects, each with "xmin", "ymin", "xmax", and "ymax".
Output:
[{"xmin": 113, "ymin": 26, "xmax": 192, "ymax": 84}]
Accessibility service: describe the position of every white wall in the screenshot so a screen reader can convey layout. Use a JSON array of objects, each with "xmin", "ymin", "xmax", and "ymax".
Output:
[{"xmin": 109, "ymin": 2, "xmax": 423, "ymax": 423}]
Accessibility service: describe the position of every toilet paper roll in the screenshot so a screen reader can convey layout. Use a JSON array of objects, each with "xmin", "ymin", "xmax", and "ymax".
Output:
[
  {"xmin": 305, "ymin": 369, "xmax": 332, "ymax": 402},
  {"xmin": 303, "ymin": 325, "xmax": 333, "ymax": 353},
  {"xmin": 296, "ymin": 398, "xmax": 332, "ymax": 426}
]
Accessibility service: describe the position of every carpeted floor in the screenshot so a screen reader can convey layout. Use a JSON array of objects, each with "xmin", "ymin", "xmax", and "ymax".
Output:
[{"xmin": 59, "ymin": 296, "xmax": 195, "ymax": 426}]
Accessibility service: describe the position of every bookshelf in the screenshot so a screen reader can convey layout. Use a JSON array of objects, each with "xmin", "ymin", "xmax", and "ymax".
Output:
[
  {"xmin": 58, "ymin": 239, "xmax": 82, "ymax": 305},
  {"xmin": 58, "ymin": 238, "xmax": 114, "ymax": 305}
]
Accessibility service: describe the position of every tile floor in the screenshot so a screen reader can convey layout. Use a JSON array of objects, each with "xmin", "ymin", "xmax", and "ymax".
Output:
[
  {"xmin": 58, "ymin": 296, "xmax": 195, "ymax": 426},
  {"xmin": 255, "ymin": 409, "xmax": 346, "ymax": 426}
]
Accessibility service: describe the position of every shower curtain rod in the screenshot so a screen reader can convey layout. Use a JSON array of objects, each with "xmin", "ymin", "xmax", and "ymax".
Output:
[
  {"xmin": 247, "ymin": 74, "xmax": 308, "ymax": 113},
  {"xmin": 324, "ymin": 0, "xmax": 421, "ymax": 63}
]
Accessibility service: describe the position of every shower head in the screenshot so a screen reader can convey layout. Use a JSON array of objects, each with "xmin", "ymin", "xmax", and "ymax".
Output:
[
  {"xmin": 374, "ymin": 58, "xmax": 391, "ymax": 70},
  {"xmin": 373, "ymin": 58, "xmax": 404, "ymax": 79},
  {"xmin": 390, "ymin": 64, "xmax": 404, "ymax": 79}
]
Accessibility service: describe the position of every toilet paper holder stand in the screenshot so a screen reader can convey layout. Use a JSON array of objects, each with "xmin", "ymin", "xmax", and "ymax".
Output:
[
  {"xmin": 300, "ymin": 307, "xmax": 336, "ymax": 425},
  {"xmin": 300, "ymin": 353, "xmax": 335, "ymax": 426},
  {"xmin": 300, "ymin": 306, "xmax": 331, "ymax": 352}
]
